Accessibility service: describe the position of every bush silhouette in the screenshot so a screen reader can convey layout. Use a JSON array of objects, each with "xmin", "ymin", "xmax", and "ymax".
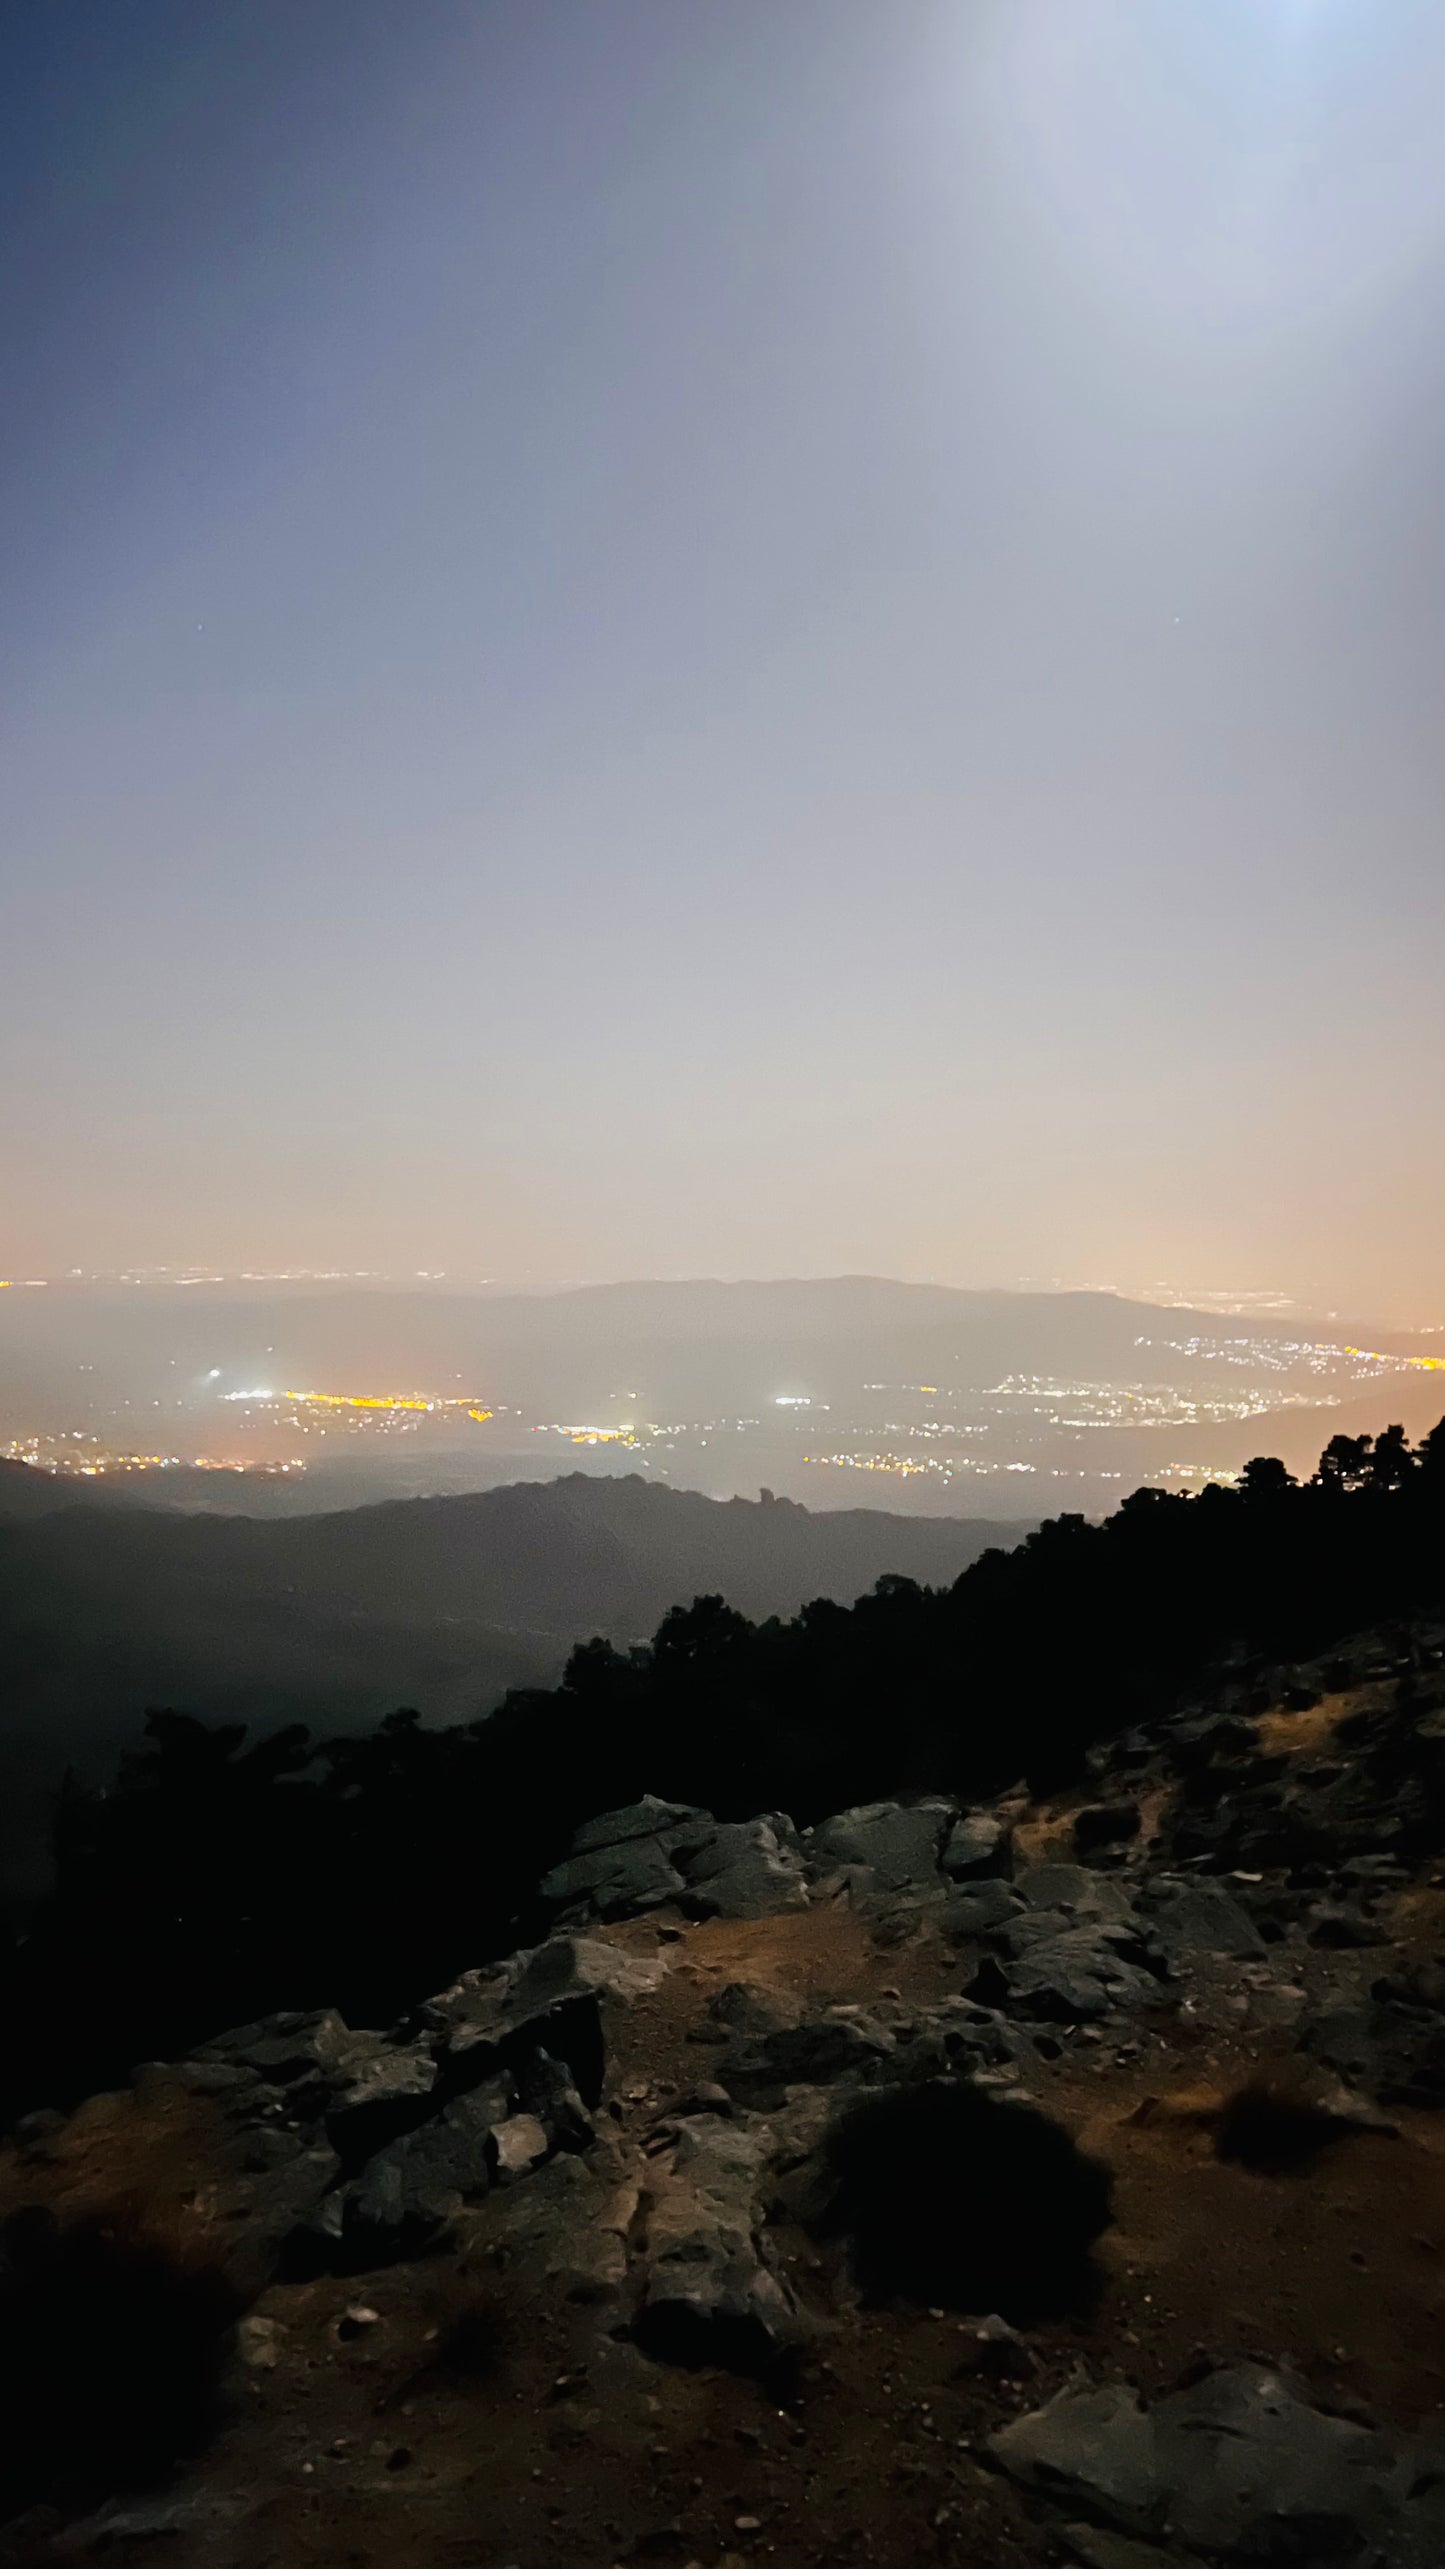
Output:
[
  {"xmin": 0, "ymin": 2203, "xmax": 239, "ymax": 2516},
  {"xmin": 820, "ymin": 2079, "xmax": 1112, "ymax": 2321},
  {"xmin": 1214, "ymin": 2077, "xmax": 1361, "ymax": 2175}
]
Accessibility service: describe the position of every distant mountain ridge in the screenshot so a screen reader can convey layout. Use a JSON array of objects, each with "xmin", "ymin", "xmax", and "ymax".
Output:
[{"xmin": 0, "ymin": 1471, "xmax": 1023, "ymax": 1898}]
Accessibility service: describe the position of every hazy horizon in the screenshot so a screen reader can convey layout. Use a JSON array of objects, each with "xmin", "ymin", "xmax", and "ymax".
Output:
[{"xmin": 5, "ymin": 4, "xmax": 1443, "ymax": 1318}]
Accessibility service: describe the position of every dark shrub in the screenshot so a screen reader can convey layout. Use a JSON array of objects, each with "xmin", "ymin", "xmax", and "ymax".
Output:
[
  {"xmin": 1073, "ymin": 1801, "xmax": 1142, "ymax": 1854},
  {"xmin": 820, "ymin": 2078, "xmax": 1112, "ymax": 2321},
  {"xmin": 0, "ymin": 2204, "xmax": 238, "ymax": 2517},
  {"xmin": 1214, "ymin": 2077, "xmax": 1361, "ymax": 2175}
]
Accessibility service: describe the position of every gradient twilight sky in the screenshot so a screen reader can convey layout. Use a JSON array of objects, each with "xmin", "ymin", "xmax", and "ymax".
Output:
[{"xmin": 3, "ymin": 2, "xmax": 1443, "ymax": 1319}]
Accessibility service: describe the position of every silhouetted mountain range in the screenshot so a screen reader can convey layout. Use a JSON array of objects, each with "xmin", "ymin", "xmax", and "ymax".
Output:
[{"xmin": 0, "ymin": 1471, "xmax": 1019, "ymax": 1896}]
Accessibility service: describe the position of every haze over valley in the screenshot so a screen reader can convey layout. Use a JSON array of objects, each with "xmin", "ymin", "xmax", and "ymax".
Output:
[{"xmin": 4, "ymin": 1273, "xmax": 1441, "ymax": 1522}]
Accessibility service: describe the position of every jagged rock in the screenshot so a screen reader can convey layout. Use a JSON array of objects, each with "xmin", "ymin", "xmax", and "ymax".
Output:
[
  {"xmin": 570, "ymin": 1795, "xmax": 708, "ymax": 1854},
  {"xmin": 957, "ymin": 1863, "xmax": 1166, "ymax": 2026},
  {"xmin": 1014, "ymin": 1863, "xmax": 1138, "ymax": 1923},
  {"xmin": 540, "ymin": 1832, "xmax": 691, "ymax": 1918},
  {"xmin": 300, "ymin": 2081, "xmax": 514, "ymax": 2271},
  {"xmin": 802, "ymin": 1799, "xmax": 956, "ymax": 1893},
  {"xmin": 166, "ymin": 2059, "xmax": 270, "ymax": 2102},
  {"xmin": 635, "ymin": 2117, "xmax": 805, "ymax": 2373},
  {"xmin": 990, "ymin": 2363, "xmax": 1439, "ymax": 2560},
  {"xmin": 231, "ymin": 2141, "xmax": 343, "ymax": 2287},
  {"xmin": 701, "ymin": 1981, "xmax": 802, "ymax": 2040},
  {"xmin": 538, "ymin": 1800, "xmax": 810, "ymax": 1926},
  {"xmin": 719, "ymin": 2008, "xmax": 896, "ymax": 2106},
  {"xmin": 1137, "ymin": 1878, "xmax": 1267, "ymax": 1962},
  {"xmin": 1306, "ymin": 1993, "xmax": 1445, "ymax": 2111},
  {"xmin": 1165, "ymin": 1714, "xmax": 1262, "ymax": 1776},
  {"xmin": 515, "ymin": 2043, "xmax": 595, "ymax": 2152},
  {"xmin": 470, "ymin": 2137, "xmax": 638, "ymax": 2304},
  {"xmin": 681, "ymin": 1815, "xmax": 810, "ymax": 1917},
  {"xmin": 538, "ymin": 1797, "xmax": 709, "ymax": 1920},
  {"xmin": 973, "ymin": 1925, "xmax": 1163, "ymax": 2026},
  {"xmin": 509, "ymin": 1932, "xmax": 668, "ymax": 2014},
  {"xmin": 425, "ymin": 1940, "xmax": 609, "ymax": 2109},
  {"xmin": 324, "ymin": 2044, "xmax": 439, "ymax": 2160},
  {"xmin": 890, "ymin": 1995, "xmax": 1031, "ymax": 2082},
  {"xmin": 191, "ymin": 2009, "xmax": 354, "ymax": 2110},
  {"xmin": 941, "ymin": 1812, "xmax": 1013, "ymax": 1881},
  {"xmin": 941, "ymin": 1877, "xmax": 1025, "ymax": 1941}
]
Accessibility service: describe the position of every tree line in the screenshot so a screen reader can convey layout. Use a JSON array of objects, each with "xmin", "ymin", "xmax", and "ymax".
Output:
[{"xmin": 3, "ymin": 1419, "xmax": 1443, "ymax": 2121}]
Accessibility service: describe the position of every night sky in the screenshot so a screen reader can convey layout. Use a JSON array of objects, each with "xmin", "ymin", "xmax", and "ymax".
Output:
[{"xmin": 3, "ymin": 2, "xmax": 1442, "ymax": 1319}]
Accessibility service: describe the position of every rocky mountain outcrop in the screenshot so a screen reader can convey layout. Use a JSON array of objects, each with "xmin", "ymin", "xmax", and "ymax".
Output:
[{"xmin": 5, "ymin": 1622, "xmax": 1445, "ymax": 2567}]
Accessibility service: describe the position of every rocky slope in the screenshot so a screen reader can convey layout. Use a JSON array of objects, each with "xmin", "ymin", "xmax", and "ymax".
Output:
[{"xmin": 4, "ymin": 1623, "xmax": 1445, "ymax": 2566}]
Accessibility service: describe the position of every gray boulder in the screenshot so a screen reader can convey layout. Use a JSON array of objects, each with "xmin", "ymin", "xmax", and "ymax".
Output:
[
  {"xmin": 539, "ymin": 1799, "xmax": 813, "ymax": 1927},
  {"xmin": 1014, "ymin": 1863, "xmax": 1138, "ymax": 1924},
  {"xmin": 191, "ymin": 2008, "xmax": 354, "ymax": 2109},
  {"xmin": 635, "ymin": 2116, "xmax": 805, "ymax": 2373},
  {"xmin": 304, "ymin": 2080, "xmax": 514, "ymax": 2271},
  {"xmin": 942, "ymin": 1877, "xmax": 1026, "ymax": 1942},
  {"xmin": 803, "ymin": 1798, "xmax": 956, "ymax": 1892},
  {"xmin": 324, "ymin": 2043, "xmax": 439, "ymax": 2160},
  {"xmin": 228, "ymin": 2141, "xmax": 342, "ymax": 2289},
  {"xmin": 1139, "ymin": 1878, "xmax": 1267, "ymax": 1963},
  {"xmin": 539, "ymin": 1832, "xmax": 690, "ymax": 1918},
  {"xmin": 570, "ymin": 1795, "xmax": 707, "ymax": 1853},
  {"xmin": 699, "ymin": 1980, "xmax": 802, "ymax": 2041},
  {"xmin": 424, "ymin": 1935, "xmax": 615, "ymax": 2107},
  {"xmin": 942, "ymin": 1811, "xmax": 1014, "ymax": 1881},
  {"xmin": 974, "ymin": 1924, "xmax": 1164, "ymax": 2025},
  {"xmin": 719, "ymin": 2007, "xmax": 896, "ymax": 2106},
  {"xmin": 539, "ymin": 1797, "xmax": 707, "ymax": 1919},
  {"xmin": 681, "ymin": 1816, "xmax": 809, "ymax": 1918},
  {"xmin": 990, "ymin": 2363, "xmax": 1442, "ymax": 2562}
]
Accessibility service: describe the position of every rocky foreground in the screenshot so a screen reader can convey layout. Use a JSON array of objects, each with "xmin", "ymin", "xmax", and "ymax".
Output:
[{"xmin": 5, "ymin": 1627, "xmax": 1445, "ymax": 2566}]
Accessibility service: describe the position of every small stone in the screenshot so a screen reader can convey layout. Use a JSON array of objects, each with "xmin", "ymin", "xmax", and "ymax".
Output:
[
  {"xmin": 489, "ymin": 2112, "xmax": 551, "ymax": 2179},
  {"xmin": 237, "ymin": 2314, "xmax": 284, "ymax": 2370}
]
